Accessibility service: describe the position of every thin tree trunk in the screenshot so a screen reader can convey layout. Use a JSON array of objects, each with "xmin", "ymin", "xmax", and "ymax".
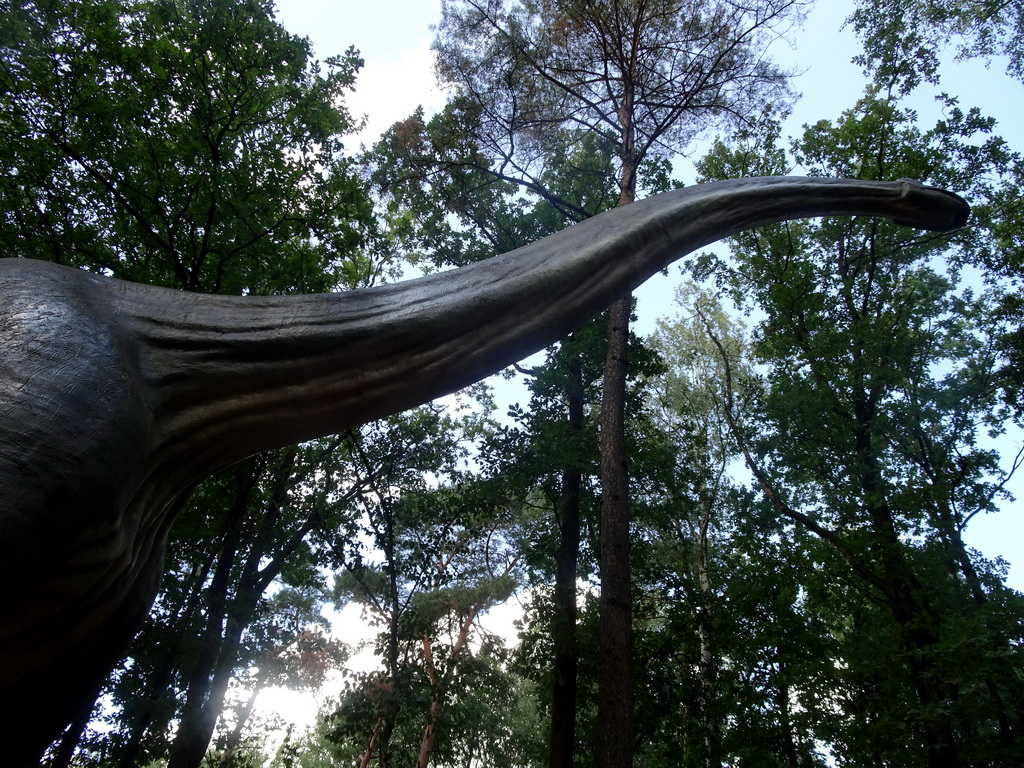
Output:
[
  {"xmin": 346, "ymin": 437, "xmax": 403, "ymax": 768},
  {"xmin": 694, "ymin": 497, "xmax": 721, "ymax": 768},
  {"xmin": 775, "ymin": 668, "xmax": 800, "ymax": 768},
  {"xmin": 378, "ymin": 489, "xmax": 402, "ymax": 768},
  {"xmin": 549, "ymin": 353, "xmax": 584, "ymax": 768},
  {"xmin": 358, "ymin": 718, "xmax": 385, "ymax": 768},
  {"xmin": 167, "ymin": 464, "xmax": 253, "ymax": 768},
  {"xmin": 596, "ymin": 146, "xmax": 637, "ymax": 768},
  {"xmin": 415, "ymin": 551, "xmax": 519, "ymax": 768},
  {"xmin": 114, "ymin": 550, "xmax": 218, "ymax": 768},
  {"xmin": 852, "ymin": 396, "xmax": 962, "ymax": 768},
  {"xmin": 46, "ymin": 683, "xmax": 101, "ymax": 768},
  {"xmin": 169, "ymin": 449, "xmax": 316, "ymax": 768},
  {"xmin": 375, "ymin": 577, "xmax": 401, "ymax": 767},
  {"xmin": 596, "ymin": 293, "xmax": 634, "ymax": 768},
  {"xmin": 417, "ymin": 698, "xmax": 444, "ymax": 768}
]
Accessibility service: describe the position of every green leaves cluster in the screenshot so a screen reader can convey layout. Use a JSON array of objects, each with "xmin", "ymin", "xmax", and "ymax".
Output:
[
  {"xmin": 683, "ymin": 59, "xmax": 1024, "ymax": 763},
  {"xmin": 0, "ymin": 0, "xmax": 373, "ymax": 293}
]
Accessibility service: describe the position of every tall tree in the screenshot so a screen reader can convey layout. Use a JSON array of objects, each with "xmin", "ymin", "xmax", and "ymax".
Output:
[
  {"xmin": 62, "ymin": 438, "xmax": 368, "ymax": 768},
  {"xmin": 326, "ymin": 409, "xmax": 474, "ymax": 768},
  {"xmin": 695, "ymin": 88, "xmax": 1024, "ymax": 766},
  {"xmin": 431, "ymin": 3, "xmax": 801, "ymax": 762},
  {"xmin": 0, "ymin": 0, "xmax": 372, "ymax": 291},
  {"xmin": 371, "ymin": 119, "xmax": 618, "ymax": 768},
  {"xmin": 214, "ymin": 587, "xmax": 349, "ymax": 768},
  {"xmin": 644, "ymin": 287, "xmax": 751, "ymax": 768},
  {"xmin": 322, "ymin": 407, "xmax": 534, "ymax": 768},
  {"xmin": 164, "ymin": 440, "xmax": 368, "ymax": 768},
  {"xmin": 849, "ymin": 0, "xmax": 1024, "ymax": 436}
]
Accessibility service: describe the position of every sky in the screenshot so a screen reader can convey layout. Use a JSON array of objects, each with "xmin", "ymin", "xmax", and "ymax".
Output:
[{"xmin": 257, "ymin": 0, "xmax": 1024, "ymax": 731}]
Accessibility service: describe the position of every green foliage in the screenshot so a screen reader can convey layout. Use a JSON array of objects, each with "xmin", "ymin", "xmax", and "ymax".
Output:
[
  {"xmin": 846, "ymin": 1, "xmax": 1024, "ymax": 416},
  {"xmin": 0, "ymin": 2, "xmax": 390, "ymax": 765},
  {"xmin": 690, "ymin": 77, "xmax": 1024, "ymax": 765},
  {"xmin": 369, "ymin": 106, "xmax": 619, "ymax": 277},
  {"xmin": 0, "ymin": 0, "xmax": 375, "ymax": 293},
  {"xmin": 314, "ymin": 407, "xmax": 542, "ymax": 768},
  {"xmin": 73, "ymin": 439, "xmax": 361, "ymax": 767},
  {"xmin": 850, "ymin": 0, "xmax": 1024, "ymax": 88}
]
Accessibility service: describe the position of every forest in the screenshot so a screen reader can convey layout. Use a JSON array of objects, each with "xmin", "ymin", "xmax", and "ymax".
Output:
[{"xmin": 1, "ymin": 0, "xmax": 1023, "ymax": 766}]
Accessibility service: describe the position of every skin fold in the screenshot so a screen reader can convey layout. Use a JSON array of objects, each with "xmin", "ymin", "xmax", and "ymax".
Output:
[{"xmin": 0, "ymin": 176, "xmax": 969, "ymax": 762}]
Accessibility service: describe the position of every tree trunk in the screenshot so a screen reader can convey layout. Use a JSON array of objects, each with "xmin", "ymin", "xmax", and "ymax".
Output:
[
  {"xmin": 168, "ymin": 450, "xmax": 311, "ymax": 768},
  {"xmin": 347, "ymin": 439, "xmax": 404, "ymax": 768},
  {"xmin": 596, "ymin": 293, "xmax": 634, "ymax": 768},
  {"xmin": 46, "ymin": 683, "xmax": 101, "ymax": 768},
  {"xmin": 694, "ymin": 497, "xmax": 721, "ymax": 768},
  {"xmin": 167, "ymin": 464, "xmax": 253, "ymax": 768},
  {"xmin": 549, "ymin": 353, "xmax": 584, "ymax": 768},
  {"xmin": 852, "ymin": 396, "xmax": 961, "ymax": 768},
  {"xmin": 167, "ymin": 590, "xmax": 246, "ymax": 768},
  {"xmin": 417, "ymin": 698, "xmax": 444, "ymax": 768},
  {"xmin": 380, "ymin": 494, "xmax": 402, "ymax": 768},
  {"xmin": 416, "ymin": 600, "xmax": 485, "ymax": 768},
  {"xmin": 114, "ymin": 551, "xmax": 217, "ymax": 768},
  {"xmin": 775, "ymin": 670, "xmax": 800, "ymax": 768},
  {"xmin": 358, "ymin": 718, "xmax": 385, "ymax": 768},
  {"xmin": 595, "ymin": 142, "xmax": 637, "ymax": 768}
]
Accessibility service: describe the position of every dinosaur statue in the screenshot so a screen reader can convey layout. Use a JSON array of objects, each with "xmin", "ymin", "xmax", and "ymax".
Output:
[{"xmin": 0, "ymin": 176, "xmax": 968, "ymax": 763}]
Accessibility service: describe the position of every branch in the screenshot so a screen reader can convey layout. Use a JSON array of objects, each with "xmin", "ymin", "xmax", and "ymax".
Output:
[{"xmin": 695, "ymin": 305, "xmax": 885, "ymax": 592}]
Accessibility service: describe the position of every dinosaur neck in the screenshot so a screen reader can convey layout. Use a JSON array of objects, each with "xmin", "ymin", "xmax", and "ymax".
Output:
[{"xmin": 109, "ymin": 176, "xmax": 967, "ymax": 477}]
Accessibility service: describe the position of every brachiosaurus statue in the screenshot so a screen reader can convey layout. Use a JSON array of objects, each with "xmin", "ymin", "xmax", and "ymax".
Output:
[{"xmin": 0, "ymin": 177, "xmax": 968, "ymax": 763}]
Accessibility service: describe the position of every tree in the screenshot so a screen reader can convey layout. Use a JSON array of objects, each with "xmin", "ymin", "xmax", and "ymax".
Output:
[
  {"xmin": 496, "ymin": 327, "xmax": 604, "ymax": 768},
  {"xmin": 323, "ymin": 409, "xmax": 471, "ymax": 768},
  {"xmin": 849, "ymin": 0, "xmax": 1024, "ymax": 427},
  {"xmin": 431, "ymin": 3, "xmax": 802, "ymax": 763},
  {"xmin": 694, "ymin": 87, "xmax": 1024, "ymax": 766},
  {"xmin": 61, "ymin": 438, "xmax": 367, "ymax": 768},
  {"xmin": 370, "ymin": 119, "xmax": 621, "ymax": 768},
  {"xmin": 643, "ymin": 287, "xmax": 751, "ymax": 768},
  {"xmin": 215, "ymin": 587, "xmax": 350, "ymax": 768},
  {"xmin": 321, "ymin": 407, "xmax": 537, "ymax": 768},
  {"xmin": 162, "ymin": 441, "xmax": 368, "ymax": 768},
  {"xmin": 0, "ymin": 0, "xmax": 382, "ymax": 762}
]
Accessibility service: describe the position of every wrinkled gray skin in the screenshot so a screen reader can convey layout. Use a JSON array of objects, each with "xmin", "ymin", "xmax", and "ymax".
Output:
[{"xmin": 0, "ymin": 177, "xmax": 968, "ymax": 763}]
